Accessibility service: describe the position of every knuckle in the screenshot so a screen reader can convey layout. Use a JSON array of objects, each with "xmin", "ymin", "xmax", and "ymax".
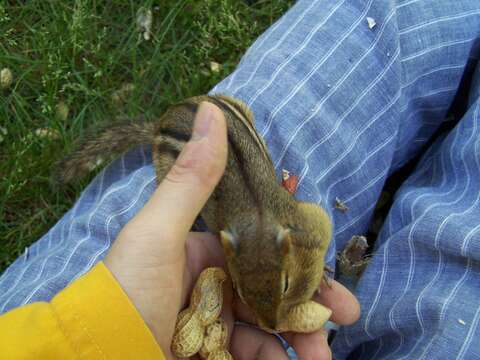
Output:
[{"xmin": 165, "ymin": 160, "xmax": 193, "ymax": 185}]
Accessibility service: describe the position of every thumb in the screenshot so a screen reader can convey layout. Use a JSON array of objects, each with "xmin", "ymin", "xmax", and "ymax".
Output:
[{"xmin": 130, "ymin": 101, "xmax": 227, "ymax": 244}]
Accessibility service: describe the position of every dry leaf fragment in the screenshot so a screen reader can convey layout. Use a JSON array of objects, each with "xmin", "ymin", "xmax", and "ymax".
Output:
[
  {"xmin": 334, "ymin": 197, "xmax": 349, "ymax": 212},
  {"xmin": 111, "ymin": 83, "xmax": 135, "ymax": 105},
  {"xmin": 55, "ymin": 102, "xmax": 69, "ymax": 121},
  {"xmin": 137, "ymin": 7, "xmax": 153, "ymax": 41},
  {"xmin": 337, "ymin": 235, "xmax": 370, "ymax": 277},
  {"xmin": 35, "ymin": 128, "xmax": 60, "ymax": 139},
  {"xmin": 210, "ymin": 61, "xmax": 221, "ymax": 73},
  {"xmin": 366, "ymin": 17, "xmax": 376, "ymax": 29},
  {"xmin": 282, "ymin": 169, "xmax": 299, "ymax": 195},
  {"xmin": 0, "ymin": 126, "xmax": 7, "ymax": 143},
  {"xmin": 1, "ymin": 68, "xmax": 13, "ymax": 89},
  {"xmin": 87, "ymin": 158, "xmax": 104, "ymax": 171}
]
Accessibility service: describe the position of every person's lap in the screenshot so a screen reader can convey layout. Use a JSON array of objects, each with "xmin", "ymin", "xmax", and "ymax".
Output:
[{"xmin": 1, "ymin": 0, "xmax": 480, "ymax": 358}]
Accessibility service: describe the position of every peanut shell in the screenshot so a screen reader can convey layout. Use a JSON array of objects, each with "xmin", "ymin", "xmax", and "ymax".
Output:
[
  {"xmin": 278, "ymin": 301, "xmax": 332, "ymax": 333},
  {"xmin": 171, "ymin": 308, "xmax": 204, "ymax": 357},
  {"xmin": 191, "ymin": 267, "xmax": 226, "ymax": 325},
  {"xmin": 199, "ymin": 319, "xmax": 228, "ymax": 359},
  {"xmin": 207, "ymin": 349, "xmax": 234, "ymax": 360}
]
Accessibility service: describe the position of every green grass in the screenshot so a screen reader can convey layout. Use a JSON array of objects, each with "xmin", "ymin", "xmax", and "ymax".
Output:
[{"xmin": 0, "ymin": 0, "xmax": 293, "ymax": 272}]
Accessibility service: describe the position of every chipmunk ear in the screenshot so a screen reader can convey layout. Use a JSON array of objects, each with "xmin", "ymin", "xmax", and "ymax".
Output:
[
  {"xmin": 277, "ymin": 227, "xmax": 292, "ymax": 256},
  {"xmin": 220, "ymin": 230, "xmax": 238, "ymax": 258}
]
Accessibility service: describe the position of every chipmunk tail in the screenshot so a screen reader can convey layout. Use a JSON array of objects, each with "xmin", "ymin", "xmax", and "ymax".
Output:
[{"xmin": 54, "ymin": 120, "xmax": 155, "ymax": 185}]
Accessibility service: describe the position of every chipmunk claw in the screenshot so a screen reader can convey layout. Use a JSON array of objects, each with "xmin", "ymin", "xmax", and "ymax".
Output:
[
  {"xmin": 322, "ymin": 273, "xmax": 334, "ymax": 289},
  {"xmin": 316, "ymin": 266, "xmax": 334, "ymax": 295}
]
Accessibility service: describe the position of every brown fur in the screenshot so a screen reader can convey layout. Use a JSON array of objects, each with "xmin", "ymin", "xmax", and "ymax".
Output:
[{"xmin": 57, "ymin": 95, "xmax": 332, "ymax": 331}]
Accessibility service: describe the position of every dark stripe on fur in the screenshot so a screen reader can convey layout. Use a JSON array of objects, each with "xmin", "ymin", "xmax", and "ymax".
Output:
[
  {"xmin": 156, "ymin": 142, "xmax": 180, "ymax": 159},
  {"xmin": 208, "ymin": 97, "xmax": 263, "ymax": 213},
  {"xmin": 159, "ymin": 128, "xmax": 191, "ymax": 143},
  {"xmin": 182, "ymin": 101, "xmax": 199, "ymax": 115}
]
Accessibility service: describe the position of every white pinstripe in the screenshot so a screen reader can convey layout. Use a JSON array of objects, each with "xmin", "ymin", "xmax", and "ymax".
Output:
[
  {"xmin": 399, "ymin": 10, "xmax": 480, "ymax": 35},
  {"xmin": 0, "ymin": 167, "xmax": 104, "ymax": 292},
  {"xmin": 371, "ymin": 337, "xmax": 384, "ymax": 360},
  {"xmin": 456, "ymin": 304, "xmax": 480, "ymax": 359},
  {"xmin": 71, "ymin": 173, "xmax": 157, "ymax": 284},
  {"xmin": 21, "ymin": 171, "xmax": 157, "ymax": 305},
  {"xmin": 461, "ymin": 222, "xmax": 480, "ymax": 256},
  {"xmin": 404, "ymin": 137, "xmax": 462, "ymax": 226},
  {"xmin": 271, "ymin": 31, "xmax": 469, "ymax": 173},
  {"xmin": 0, "ymin": 172, "xmax": 104, "ymax": 313},
  {"xmin": 228, "ymin": 0, "xmax": 321, "ymax": 96},
  {"xmin": 334, "ymin": 200, "xmax": 377, "ymax": 235},
  {"xmin": 266, "ymin": 6, "xmax": 395, "ymax": 151},
  {"xmin": 413, "ymin": 137, "xmax": 428, "ymax": 143},
  {"xmin": 16, "ymin": 155, "xmax": 145, "ymax": 304},
  {"xmin": 386, "ymin": 107, "xmax": 476, "ymax": 358},
  {"xmin": 343, "ymin": 318, "xmax": 353, "ymax": 347},
  {"xmin": 385, "ymin": 223, "xmax": 416, "ymax": 357},
  {"xmin": 0, "ymin": 169, "xmax": 108, "ymax": 305},
  {"xmin": 242, "ymin": 0, "xmax": 348, "ymax": 108},
  {"xmin": 406, "ymin": 112, "xmax": 475, "ymax": 228},
  {"xmin": 364, "ymin": 240, "xmax": 389, "ymax": 339},
  {"xmin": 420, "ymin": 259, "xmax": 472, "ymax": 358},
  {"xmin": 438, "ymin": 260, "xmax": 471, "ymax": 323},
  {"xmin": 392, "ymin": 106, "xmax": 449, "ymax": 152},
  {"xmin": 283, "ymin": 75, "xmax": 457, "ymax": 186},
  {"xmin": 401, "ymin": 63, "xmax": 465, "ymax": 89},
  {"xmin": 412, "ymin": 137, "xmax": 480, "ymax": 359},
  {"xmin": 325, "ymin": 133, "xmax": 397, "ymax": 210},
  {"xmin": 342, "ymin": 168, "xmax": 389, "ymax": 205},
  {"xmin": 385, "ymin": 158, "xmax": 435, "ymax": 238},
  {"xmin": 217, "ymin": 11, "xmax": 286, "ymax": 93},
  {"xmin": 296, "ymin": 49, "xmax": 400, "ymax": 185},
  {"xmin": 397, "ymin": 133, "xmax": 452, "ymax": 229},
  {"xmin": 313, "ymin": 91, "xmax": 402, "ymax": 187},
  {"xmin": 394, "ymin": 105, "xmax": 457, "ymax": 228},
  {"xmin": 396, "ymin": 0, "xmax": 423, "ymax": 10},
  {"xmin": 401, "ymin": 37, "xmax": 477, "ymax": 62},
  {"xmin": 377, "ymin": 146, "xmax": 446, "ymax": 353},
  {"xmin": 325, "ymin": 248, "xmax": 336, "ymax": 265},
  {"xmin": 38, "ymin": 160, "xmax": 121, "ymax": 285},
  {"xmin": 398, "ymin": 86, "xmax": 457, "ymax": 115},
  {"xmin": 0, "ymin": 158, "xmax": 132, "ymax": 311},
  {"xmin": 398, "ymin": 251, "xmax": 444, "ymax": 359},
  {"xmin": 433, "ymin": 148, "xmax": 479, "ymax": 249},
  {"xmin": 315, "ymin": 89, "xmax": 401, "ymax": 237}
]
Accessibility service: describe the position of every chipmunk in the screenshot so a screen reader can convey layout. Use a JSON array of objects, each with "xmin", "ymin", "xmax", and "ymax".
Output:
[{"xmin": 58, "ymin": 95, "xmax": 332, "ymax": 332}]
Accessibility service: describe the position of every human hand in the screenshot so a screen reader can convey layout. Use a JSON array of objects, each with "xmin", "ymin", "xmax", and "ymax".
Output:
[{"xmin": 104, "ymin": 101, "xmax": 360, "ymax": 359}]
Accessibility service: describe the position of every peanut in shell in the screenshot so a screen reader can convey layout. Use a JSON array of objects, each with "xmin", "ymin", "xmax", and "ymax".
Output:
[
  {"xmin": 191, "ymin": 267, "xmax": 226, "ymax": 326},
  {"xmin": 207, "ymin": 349, "xmax": 234, "ymax": 360},
  {"xmin": 199, "ymin": 318, "xmax": 228, "ymax": 359},
  {"xmin": 171, "ymin": 308, "xmax": 204, "ymax": 358},
  {"xmin": 278, "ymin": 301, "xmax": 332, "ymax": 333}
]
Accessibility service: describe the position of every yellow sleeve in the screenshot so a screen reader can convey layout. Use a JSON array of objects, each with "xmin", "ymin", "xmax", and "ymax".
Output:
[{"xmin": 0, "ymin": 262, "xmax": 165, "ymax": 360}]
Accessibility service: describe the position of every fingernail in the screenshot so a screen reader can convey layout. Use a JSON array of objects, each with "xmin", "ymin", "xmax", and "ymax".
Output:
[{"xmin": 192, "ymin": 102, "xmax": 214, "ymax": 140}]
